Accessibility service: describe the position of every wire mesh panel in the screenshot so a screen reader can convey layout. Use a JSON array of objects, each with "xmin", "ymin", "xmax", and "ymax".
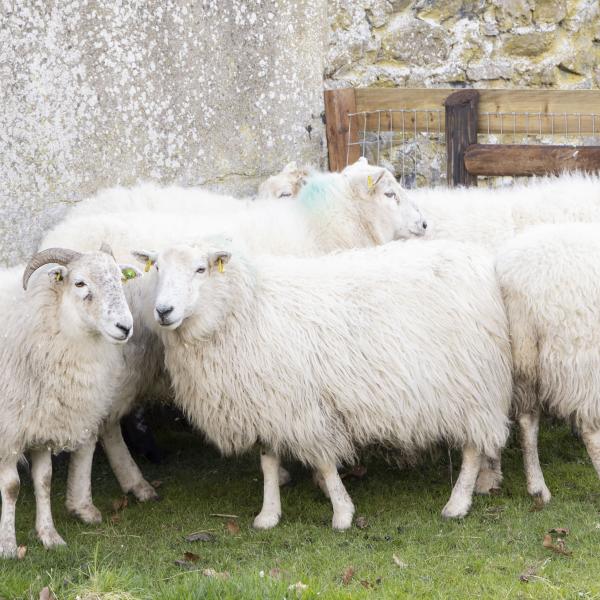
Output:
[
  {"xmin": 345, "ymin": 103, "xmax": 600, "ymax": 188},
  {"xmin": 347, "ymin": 109, "xmax": 446, "ymax": 188}
]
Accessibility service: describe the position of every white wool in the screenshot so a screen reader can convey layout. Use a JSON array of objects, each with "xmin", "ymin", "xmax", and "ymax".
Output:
[
  {"xmin": 409, "ymin": 172, "xmax": 600, "ymax": 251},
  {"xmin": 156, "ymin": 239, "xmax": 512, "ymax": 466}
]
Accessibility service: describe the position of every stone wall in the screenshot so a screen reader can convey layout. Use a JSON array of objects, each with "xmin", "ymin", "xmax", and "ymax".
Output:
[
  {"xmin": 0, "ymin": 0, "xmax": 327, "ymax": 266},
  {"xmin": 326, "ymin": 0, "xmax": 600, "ymax": 89}
]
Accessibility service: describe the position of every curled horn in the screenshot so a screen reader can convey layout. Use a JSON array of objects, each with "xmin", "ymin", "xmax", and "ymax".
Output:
[
  {"xmin": 22, "ymin": 248, "xmax": 82, "ymax": 290},
  {"xmin": 99, "ymin": 242, "xmax": 115, "ymax": 259}
]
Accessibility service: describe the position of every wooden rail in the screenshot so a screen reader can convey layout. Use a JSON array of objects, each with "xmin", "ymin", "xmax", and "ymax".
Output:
[{"xmin": 323, "ymin": 87, "xmax": 600, "ymax": 185}]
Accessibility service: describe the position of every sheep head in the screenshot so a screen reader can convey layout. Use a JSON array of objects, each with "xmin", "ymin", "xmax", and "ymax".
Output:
[
  {"xmin": 23, "ymin": 247, "xmax": 138, "ymax": 344},
  {"xmin": 342, "ymin": 158, "xmax": 428, "ymax": 242}
]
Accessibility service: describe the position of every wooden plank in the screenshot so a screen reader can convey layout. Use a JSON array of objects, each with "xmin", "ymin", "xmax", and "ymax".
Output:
[
  {"xmin": 324, "ymin": 88, "xmax": 360, "ymax": 171},
  {"xmin": 445, "ymin": 90, "xmax": 479, "ymax": 187},
  {"xmin": 464, "ymin": 144, "xmax": 600, "ymax": 176},
  {"xmin": 352, "ymin": 88, "xmax": 600, "ymax": 134}
]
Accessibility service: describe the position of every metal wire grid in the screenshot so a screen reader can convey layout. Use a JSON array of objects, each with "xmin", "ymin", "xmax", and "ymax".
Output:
[{"xmin": 347, "ymin": 109, "xmax": 600, "ymax": 188}]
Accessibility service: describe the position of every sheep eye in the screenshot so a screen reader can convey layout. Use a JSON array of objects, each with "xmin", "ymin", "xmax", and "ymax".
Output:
[
  {"xmin": 384, "ymin": 191, "xmax": 396, "ymax": 199},
  {"xmin": 196, "ymin": 266, "xmax": 206, "ymax": 274},
  {"xmin": 74, "ymin": 281, "xmax": 86, "ymax": 288},
  {"xmin": 278, "ymin": 192, "xmax": 292, "ymax": 198},
  {"xmin": 155, "ymin": 264, "xmax": 159, "ymax": 272}
]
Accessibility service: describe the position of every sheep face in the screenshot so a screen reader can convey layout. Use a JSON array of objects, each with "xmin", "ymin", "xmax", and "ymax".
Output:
[
  {"xmin": 343, "ymin": 159, "xmax": 427, "ymax": 241},
  {"xmin": 258, "ymin": 161, "xmax": 309, "ymax": 200},
  {"xmin": 52, "ymin": 252, "xmax": 134, "ymax": 344},
  {"xmin": 140, "ymin": 245, "xmax": 231, "ymax": 331}
]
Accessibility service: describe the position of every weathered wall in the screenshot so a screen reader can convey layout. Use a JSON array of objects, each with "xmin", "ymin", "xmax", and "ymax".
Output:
[
  {"xmin": 0, "ymin": 0, "xmax": 327, "ymax": 266},
  {"xmin": 326, "ymin": 0, "xmax": 600, "ymax": 89}
]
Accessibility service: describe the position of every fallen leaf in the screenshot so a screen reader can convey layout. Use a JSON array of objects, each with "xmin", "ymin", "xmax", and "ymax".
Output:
[
  {"xmin": 151, "ymin": 480, "xmax": 163, "ymax": 489},
  {"xmin": 183, "ymin": 551, "xmax": 200, "ymax": 563},
  {"xmin": 112, "ymin": 496, "xmax": 128, "ymax": 513},
  {"xmin": 185, "ymin": 531, "xmax": 216, "ymax": 543},
  {"xmin": 542, "ymin": 530, "xmax": 572, "ymax": 556},
  {"xmin": 355, "ymin": 516, "xmax": 368, "ymax": 529},
  {"xmin": 542, "ymin": 533, "xmax": 554, "ymax": 549},
  {"xmin": 17, "ymin": 545, "xmax": 27, "ymax": 560},
  {"xmin": 203, "ymin": 568, "xmax": 230, "ymax": 579},
  {"xmin": 342, "ymin": 566, "xmax": 355, "ymax": 585},
  {"xmin": 226, "ymin": 519, "xmax": 240, "ymax": 535},
  {"xmin": 519, "ymin": 565, "xmax": 537, "ymax": 583},
  {"xmin": 550, "ymin": 527, "xmax": 569, "ymax": 536},
  {"xmin": 39, "ymin": 587, "xmax": 54, "ymax": 600},
  {"xmin": 360, "ymin": 580, "xmax": 373, "ymax": 589},
  {"xmin": 393, "ymin": 554, "xmax": 408, "ymax": 568}
]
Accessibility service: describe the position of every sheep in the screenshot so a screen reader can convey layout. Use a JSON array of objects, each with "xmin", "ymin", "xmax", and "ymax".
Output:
[
  {"xmin": 495, "ymin": 223, "xmax": 600, "ymax": 504},
  {"xmin": 62, "ymin": 162, "xmax": 311, "ymax": 222},
  {"xmin": 140, "ymin": 238, "xmax": 512, "ymax": 529},
  {"xmin": 0, "ymin": 247, "xmax": 137, "ymax": 557},
  {"xmin": 41, "ymin": 162, "xmax": 428, "ymax": 522}
]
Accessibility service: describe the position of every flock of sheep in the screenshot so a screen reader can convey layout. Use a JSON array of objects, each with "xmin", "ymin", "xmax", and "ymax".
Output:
[{"xmin": 2, "ymin": 157, "xmax": 600, "ymax": 557}]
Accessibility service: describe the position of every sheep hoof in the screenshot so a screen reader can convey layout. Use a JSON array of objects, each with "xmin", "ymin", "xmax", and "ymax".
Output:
[
  {"xmin": 38, "ymin": 528, "xmax": 66, "ymax": 549},
  {"xmin": 332, "ymin": 511, "xmax": 354, "ymax": 531},
  {"xmin": 131, "ymin": 481, "xmax": 160, "ymax": 502},
  {"xmin": 0, "ymin": 538, "xmax": 18, "ymax": 559},
  {"xmin": 530, "ymin": 486, "xmax": 551, "ymax": 505},
  {"xmin": 67, "ymin": 503, "xmax": 102, "ymax": 524},
  {"xmin": 475, "ymin": 471, "xmax": 503, "ymax": 495},
  {"xmin": 253, "ymin": 512, "xmax": 281, "ymax": 529},
  {"xmin": 278, "ymin": 466, "xmax": 292, "ymax": 487},
  {"xmin": 441, "ymin": 499, "xmax": 471, "ymax": 519}
]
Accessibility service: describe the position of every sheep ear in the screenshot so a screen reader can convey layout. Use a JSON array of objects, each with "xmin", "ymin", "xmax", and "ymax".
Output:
[
  {"xmin": 120, "ymin": 264, "xmax": 143, "ymax": 281},
  {"xmin": 131, "ymin": 250, "xmax": 158, "ymax": 272},
  {"xmin": 47, "ymin": 265, "xmax": 68, "ymax": 284},
  {"xmin": 208, "ymin": 251, "xmax": 231, "ymax": 273},
  {"xmin": 283, "ymin": 161, "xmax": 298, "ymax": 173},
  {"xmin": 367, "ymin": 170, "xmax": 387, "ymax": 194}
]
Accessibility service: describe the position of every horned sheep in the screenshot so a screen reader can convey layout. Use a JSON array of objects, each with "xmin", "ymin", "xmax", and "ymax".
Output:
[
  {"xmin": 0, "ymin": 247, "xmax": 136, "ymax": 557},
  {"xmin": 143, "ymin": 238, "xmax": 512, "ymax": 529},
  {"xmin": 40, "ymin": 162, "xmax": 427, "ymax": 522},
  {"xmin": 496, "ymin": 223, "xmax": 600, "ymax": 504}
]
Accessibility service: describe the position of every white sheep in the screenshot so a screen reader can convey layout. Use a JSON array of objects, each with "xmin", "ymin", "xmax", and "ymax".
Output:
[
  {"xmin": 0, "ymin": 247, "xmax": 137, "ymax": 557},
  {"xmin": 62, "ymin": 162, "xmax": 310, "ymax": 222},
  {"xmin": 140, "ymin": 238, "xmax": 512, "ymax": 529},
  {"xmin": 496, "ymin": 223, "xmax": 600, "ymax": 504},
  {"xmin": 41, "ymin": 162, "xmax": 428, "ymax": 522}
]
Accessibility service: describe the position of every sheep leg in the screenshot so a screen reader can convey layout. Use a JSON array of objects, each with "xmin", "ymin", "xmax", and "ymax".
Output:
[
  {"xmin": 66, "ymin": 440, "xmax": 102, "ymax": 524},
  {"xmin": 278, "ymin": 465, "xmax": 292, "ymax": 487},
  {"xmin": 518, "ymin": 411, "xmax": 551, "ymax": 504},
  {"xmin": 441, "ymin": 445, "xmax": 482, "ymax": 519},
  {"xmin": 0, "ymin": 458, "xmax": 19, "ymax": 558},
  {"xmin": 101, "ymin": 420, "xmax": 159, "ymax": 502},
  {"xmin": 475, "ymin": 451, "xmax": 503, "ymax": 494},
  {"xmin": 31, "ymin": 449, "xmax": 66, "ymax": 549},
  {"xmin": 581, "ymin": 427, "xmax": 600, "ymax": 478},
  {"xmin": 318, "ymin": 462, "xmax": 355, "ymax": 530},
  {"xmin": 253, "ymin": 449, "xmax": 282, "ymax": 529}
]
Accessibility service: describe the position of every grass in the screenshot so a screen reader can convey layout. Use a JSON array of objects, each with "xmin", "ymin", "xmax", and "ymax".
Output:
[{"xmin": 1, "ymin": 418, "xmax": 600, "ymax": 600}]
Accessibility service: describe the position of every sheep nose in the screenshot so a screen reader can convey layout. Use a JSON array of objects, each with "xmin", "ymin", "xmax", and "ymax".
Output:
[
  {"xmin": 422, "ymin": 220, "xmax": 427, "ymax": 230},
  {"xmin": 115, "ymin": 322, "xmax": 131, "ymax": 337},
  {"xmin": 156, "ymin": 305, "xmax": 174, "ymax": 319}
]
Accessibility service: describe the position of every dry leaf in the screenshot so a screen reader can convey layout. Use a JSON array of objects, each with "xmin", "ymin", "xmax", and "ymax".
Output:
[
  {"xmin": 550, "ymin": 527, "xmax": 569, "ymax": 536},
  {"xmin": 112, "ymin": 496, "xmax": 128, "ymax": 513},
  {"xmin": 519, "ymin": 565, "xmax": 537, "ymax": 583},
  {"xmin": 542, "ymin": 530, "xmax": 572, "ymax": 556},
  {"xmin": 542, "ymin": 533, "xmax": 554, "ymax": 549},
  {"xmin": 342, "ymin": 566, "xmax": 355, "ymax": 585},
  {"xmin": 226, "ymin": 519, "xmax": 240, "ymax": 535},
  {"xmin": 185, "ymin": 531, "xmax": 216, "ymax": 543},
  {"xmin": 203, "ymin": 568, "xmax": 230, "ymax": 579},
  {"xmin": 151, "ymin": 480, "xmax": 163, "ymax": 489},
  {"xmin": 360, "ymin": 580, "xmax": 373, "ymax": 589},
  {"xmin": 355, "ymin": 516, "xmax": 368, "ymax": 529},
  {"xmin": 393, "ymin": 554, "xmax": 408, "ymax": 568},
  {"xmin": 17, "ymin": 545, "xmax": 27, "ymax": 560},
  {"xmin": 183, "ymin": 551, "xmax": 200, "ymax": 563}
]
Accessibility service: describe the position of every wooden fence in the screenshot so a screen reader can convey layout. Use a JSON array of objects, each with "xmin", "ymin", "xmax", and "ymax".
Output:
[{"xmin": 324, "ymin": 87, "xmax": 600, "ymax": 186}]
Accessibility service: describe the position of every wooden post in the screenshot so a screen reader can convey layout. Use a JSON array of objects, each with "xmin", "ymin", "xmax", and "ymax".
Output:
[
  {"xmin": 324, "ymin": 88, "xmax": 360, "ymax": 172},
  {"xmin": 445, "ymin": 90, "xmax": 479, "ymax": 187}
]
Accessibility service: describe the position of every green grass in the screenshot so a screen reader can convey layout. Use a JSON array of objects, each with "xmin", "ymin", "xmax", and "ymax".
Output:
[{"xmin": 1, "ymin": 420, "xmax": 600, "ymax": 600}]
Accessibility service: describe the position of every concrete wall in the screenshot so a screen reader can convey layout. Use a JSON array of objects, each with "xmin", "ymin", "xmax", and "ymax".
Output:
[{"xmin": 0, "ymin": 0, "xmax": 327, "ymax": 266}]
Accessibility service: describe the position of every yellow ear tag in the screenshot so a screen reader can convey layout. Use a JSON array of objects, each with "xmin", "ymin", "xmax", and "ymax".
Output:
[
  {"xmin": 55, "ymin": 272, "xmax": 62, "ymax": 282},
  {"xmin": 367, "ymin": 175, "xmax": 373, "ymax": 189},
  {"xmin": 144, "ymin": 259, "xmax": 152, "ymax": 273},
  {"xmin": 217, "ymin": 258, "xmax": 224, "ymax": 273}
]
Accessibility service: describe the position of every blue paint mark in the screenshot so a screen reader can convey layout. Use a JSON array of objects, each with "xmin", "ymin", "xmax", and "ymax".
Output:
[{"xmin": 298, "ymin": 173, "xmax": 337, "ymax": 212}]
